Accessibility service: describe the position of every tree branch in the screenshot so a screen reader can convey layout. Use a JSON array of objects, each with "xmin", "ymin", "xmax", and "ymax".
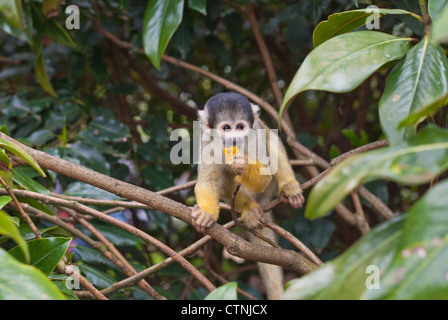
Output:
[{"xmin": 0, "ymin": 132, "xmax": 317, "ymax": 275}]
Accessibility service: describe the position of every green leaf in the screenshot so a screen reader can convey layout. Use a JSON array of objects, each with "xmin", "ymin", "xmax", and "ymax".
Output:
[
  {"xmin": 85, "ymin": 116, "xmax": 130, "ymax": 142},
  {"xmin": 0, "ymin": 137, "xmax": 46, "ymax": 177},
  {"xmin": 64, "ymin": 181, "xmax": 120, "ymax": 200},
  {"xmin": 204, "ymin": 282, "xmax": 238, "ymax": 300},
  {"xmin": 282, "ymin": 215, "xmax": 406, "ymax": 299},
  {"xmin": 75, "ymin": 245, "xmax": 121, "ymax": 272},
  {"xmin": 287, "ymin": 180, "xmax": 448, "ymax": 300},
  {"xmin": 0, "ymin": 249, "xmax": 65, "ymax": 300},
  {"xmin": 0, "ymin": 0, "xmax": 24, "ymax": 30},
  {"xmin": 0, "ymin": 210, "xmax": 30, "ymax": 262},
  {"xmin": 364, "ymin": 180, "xmax": 448, "ymax": 299},
  {"xmin": 428, "ymin": 0, "xmax": 448, "ymax": 22},
  {"xmin": 78, "ymin": 221, "xmax": 144, "ymax": 247},
  {"xmin": 12, "ymin": 167, "xmax": 50, "ymax": 195},
  {"xmin": 431, "ymin": 3, "xmax": 448, "ymax": 43},
  {"xmin": 188, "ymin": 0, "xmax": 207, "ymax": 15},
  {"xmin": 143, "ymin": 0, "xmax": 184, "ymax": 70},
  {"xmin": 9, "ymin": 237, "xmax": 72, "ymax": 276},
  {"xmin": 70, "ymin": 141, "xmax": 110, "ymax": 174},
  {"xmin": 0, "ymin": 196, "xmax": 11, "ymax": 209},
  {"xmin": 313, "ymin": 8, "xmax": 422, "ymax": 47},
  {"xmin": 40, "ymin": 19, "xmax": 77, "ymax": 48},
  {"xmin": 279, "ymin": 31, "xmax": 412, "ymax": 127},
  {"xmin": 34, "ymin": 41, "xmax": 58, "ymax": 98},
  {"xmin": 379, "ymin": 36, "xmax": 448, "ymax": 145},
  {"xmin": 79, "ymin": 263, "xmax": 116, "ymax": 289},
  {"xmin": 0, "ymin": 149, "xmax": 13, "ymax": 188},
  {"xmin": 305, "ymin": 126, "xmax": 448, "ymax": 220}
]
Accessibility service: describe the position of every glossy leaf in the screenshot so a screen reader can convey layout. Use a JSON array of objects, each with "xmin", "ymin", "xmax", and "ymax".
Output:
[
  {"xmin": 12, "ymin": 167, "xmax": 50, "ymax": 195},
  {"xmin": 286, "ymin": 181, "xmax": 448, "ymax": 300},
  {"xmin": 305, "ymin": 126, "xmax": 448, "ymax": 220},
  {"xmin": 0, "ymin": 210, "xmax": 29, "ymax": 262},
  {"xmin": 9, "ymin": 237, "xmax": 72, "ymax": 276},
  {"xmin": 143, "ymin": 0, "xmax": 184, "ymax": 70},
  {"xmin": 431, "ymin": 4, "xmax": 448, "ymax": 43},
  {"xmin": 0, "ymin": 249, "xmax": 65, "ymax": 300},
  {"xmin": 0, "ymin": 196, "xmax": 11, "ymax": 209},
  {"xmin": 204, "ymin": 282, "xmax": 238, "ymax": 300},
  {"xmin": 379, "ymin": 36, "xmax": 448, "ymax": 144},
  {"xmin": 279, "ymin": 31, "xmax": 412, "ymax": 127},
  {"xmin": 79, "ymin": 263, "xmax": 116, "ymax": 289},
  {"xmin": 313, "ymin": 9, "xmax": 421, "ymax": 47},
  {"xmin": 428, "ymin": 0, "xmax": 448, "ymax": 22},
  {"xmin": 364, "ymin": 181, "xmax": 448, "ymax": 299},
  {"xmin": 283, "ymin": 215, "xmax": 405, "ymax": 299},
  {"xmin": 78, "ymin": 221, "xmax": 144, "ymax": 247},
  {"xmin": 0, "ymin": 137, "xmax": 46, "ymax": 177}
]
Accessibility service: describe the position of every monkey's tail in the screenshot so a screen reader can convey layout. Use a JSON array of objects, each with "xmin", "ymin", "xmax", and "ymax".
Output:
[{"xmin": 248, "ymin": 211, "xmax": 284, "ymax": 300}]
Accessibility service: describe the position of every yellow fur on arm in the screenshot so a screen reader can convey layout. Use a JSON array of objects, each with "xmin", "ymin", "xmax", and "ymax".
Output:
[
  {"xmin": 235, "ymin": 159, "xmax": 272, "ymax": 193},
  {"xmin": 194, "ymin": 170, "xmax": 221, "ymax": 221}
]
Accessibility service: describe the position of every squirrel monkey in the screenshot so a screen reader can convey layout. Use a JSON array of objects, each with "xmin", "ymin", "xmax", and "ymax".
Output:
[{"xmin": 193, "ymin": 92, "xmax": 304, "ymax": 299}]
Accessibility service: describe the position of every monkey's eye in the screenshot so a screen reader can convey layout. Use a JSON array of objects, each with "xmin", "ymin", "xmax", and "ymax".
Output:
[
  {"xmin": 236, "ymin": 123, "xmax": 245, "ymax": 130},
  {"xmin": 223, "ymin": 125, "xmax": 231, "ymax": 131}
]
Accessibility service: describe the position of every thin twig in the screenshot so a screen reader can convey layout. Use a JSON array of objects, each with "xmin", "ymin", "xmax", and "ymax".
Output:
[
  {"xmin": 261, "ymin": 218, "xmax": 323, "ymax": 266},
  {"xmin": 330, "ymin": 140, "xmax": 389, "ymax": 166},
  {"xmin": 351, "ymin": 192, "xmax": 370, "ymax": 234},
  {"xmin": 65, "ymin": 207, "xmax": 166, "ymax": 300},
  {"xmin": 0, "ymin": 176, "xmax": 41, "ymax": 239}
]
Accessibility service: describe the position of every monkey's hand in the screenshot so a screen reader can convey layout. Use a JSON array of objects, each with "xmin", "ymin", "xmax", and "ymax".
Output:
[
  {"xmin": 280, "ymin": 181, "xmax": 305, "ymax": 209},
  {"xmin": 192, "ymin": 204, "xmax": 218, "ymax": 233},
  {"xmin": 241, "ymin": 206, "xmax": 264, "ymax": 230},
  {"xmin": 228, "ymin": 152, "xmax": 247, "ymax": 176}
]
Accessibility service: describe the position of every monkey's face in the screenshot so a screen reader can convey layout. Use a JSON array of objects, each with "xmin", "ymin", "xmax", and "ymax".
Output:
[{"xmin": 215, "ymin": 119, "xmax": 251, "ymax": 148}]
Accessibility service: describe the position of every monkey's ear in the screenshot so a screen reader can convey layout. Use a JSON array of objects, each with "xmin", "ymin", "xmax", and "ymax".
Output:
[
  {"xmin": 251, "ymin": 103, "xmax": 261, "ymax": 116},
  {"xmin": 198, "ymin": 109, "xmax": 209, "ymax": 126}
]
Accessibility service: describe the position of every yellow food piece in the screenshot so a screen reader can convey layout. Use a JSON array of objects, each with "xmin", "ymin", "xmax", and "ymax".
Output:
[{"xmin": 223, "ymin": 145, "xmax": 239, "ymax": 163}]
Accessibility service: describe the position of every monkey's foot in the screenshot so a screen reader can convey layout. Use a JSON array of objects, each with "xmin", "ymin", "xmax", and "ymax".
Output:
[
  {"xmin": 280, "ymin": 181, "xmax": 305, "ymax": 209},
  {"xmin": 192, "ymin": 205, "xmax": 216, "ymax": 233},
  {"xmin": 242, "ymin": 206, "xmax": 264, "ymax": 230}
]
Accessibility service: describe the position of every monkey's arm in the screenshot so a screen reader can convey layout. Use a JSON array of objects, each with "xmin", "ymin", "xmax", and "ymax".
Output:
[
  {"xmin": 193, "ymin": 165, "xmax": 221, "ymax": 232},
  {"xmin": 229, "ymin": 153, "xmax": 272, "ymax": 193}
]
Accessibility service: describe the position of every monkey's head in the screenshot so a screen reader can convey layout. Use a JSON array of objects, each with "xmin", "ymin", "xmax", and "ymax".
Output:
[{"xmin": 198, "ymin": 92, "xmax": 260, "ymax": 147}]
